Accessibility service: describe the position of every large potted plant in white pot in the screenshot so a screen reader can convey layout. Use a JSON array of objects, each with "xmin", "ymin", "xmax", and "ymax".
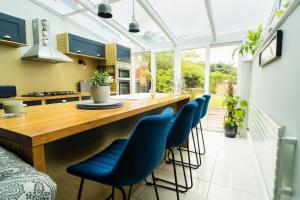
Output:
[
  {"xmin": 90, "ymin": 71, "xmax": 112, "ymax": 103},
  {"xmin": 223, "ymin": 81, "xmax": 248, "ymax": 138}
]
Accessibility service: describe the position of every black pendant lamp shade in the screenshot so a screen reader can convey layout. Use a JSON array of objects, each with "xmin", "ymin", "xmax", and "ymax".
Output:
[
  {"xmin": 129, "ymin": 18, "xmax": 140, "ymax": 33},
  {"xmin": 98, "ymin": 2, "xmax": 113, "ymax": 18},
  {"xmin": 129, "ymin": 0, "xmax": 140, "ymax": 33}
]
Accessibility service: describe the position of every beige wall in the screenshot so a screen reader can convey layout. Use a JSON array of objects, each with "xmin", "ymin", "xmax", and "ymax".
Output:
[{"xmin": 0, "ymin": 45, "xmax": 97, "ymax": 95}]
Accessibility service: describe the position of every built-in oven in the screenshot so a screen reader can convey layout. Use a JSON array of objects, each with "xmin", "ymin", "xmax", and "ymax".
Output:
[
  {"xmin": 118, "ymin": 63, "xmax": 131, "ymax": 79},
  {"xmin": 119, "ymin": 79, "xmax": 131, "ymax": 95},
  {"xmin": 118, "ymin": 69, "xmax": 130, "ymax": 78}
]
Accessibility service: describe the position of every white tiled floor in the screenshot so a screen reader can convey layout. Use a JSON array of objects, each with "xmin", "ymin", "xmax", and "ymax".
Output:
[{"xmin": 131, "ymin": 129, "xmax": 263, "ymax": 200}]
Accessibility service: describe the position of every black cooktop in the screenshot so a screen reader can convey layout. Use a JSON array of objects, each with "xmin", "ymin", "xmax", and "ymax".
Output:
[{"xmin": 22, "ymin": 91, "xmax": 77, "ymax": 97}]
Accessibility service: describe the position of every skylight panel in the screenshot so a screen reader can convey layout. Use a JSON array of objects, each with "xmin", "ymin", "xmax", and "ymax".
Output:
[
  {"xmin": 68, "ymin": 11, "xmax": 120, "ymax": 42},
  {"xmin": 211, "ymin": 0, "xmax": 274, "ymax": 34},
  {"xmin": 110, "ymin": 0, "xmax": 170, "ymax": 45},
  {"xmin": 35, "ymin": 0, "xmax": 83, "ymax": 15},
  {"xmin": 148, "ymin": 0, "xmax": 212, "ymax": 41}
]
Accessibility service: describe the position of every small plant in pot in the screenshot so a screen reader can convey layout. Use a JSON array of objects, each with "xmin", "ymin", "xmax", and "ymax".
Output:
[
  {"xmin": 223, "ymin": 81, "xmax": 248, "ymax": 138},
  {"xmin": 90, "ymin": 71, "xmax": 113, "ymax": 103}
]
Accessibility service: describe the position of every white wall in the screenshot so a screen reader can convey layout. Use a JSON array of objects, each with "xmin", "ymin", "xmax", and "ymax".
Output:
[
  {"xmin": 249, "ymin": 5, "xmax": 300, "ymax": 200},
  {"xmin": 0, "ymin": 0, "xmax": 107, "ymax": 55}
]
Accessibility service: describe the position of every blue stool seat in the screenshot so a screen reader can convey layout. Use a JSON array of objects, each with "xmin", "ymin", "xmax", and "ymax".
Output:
[
  {"xmin": 67, "ymin": 107, "xmax": 174, "ymax": 200},
  {"xmin": 67, "ymin": 139, "xmax": 127, "ymax": 185}
]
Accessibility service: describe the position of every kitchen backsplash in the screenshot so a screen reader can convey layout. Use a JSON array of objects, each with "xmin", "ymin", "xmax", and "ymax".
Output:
[{"xmin": 0, "ymin": 46, "xmax": 97, "ymax": 95}]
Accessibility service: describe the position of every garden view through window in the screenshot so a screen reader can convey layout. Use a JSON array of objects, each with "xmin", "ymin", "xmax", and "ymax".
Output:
[
  {"xmin": 208, "ymin": 45, "xmax": 238, "ymax": 130},
  {"xmin": 156, "ymin": 51, "xmax": 174, "ymax": 93},
  {"xmin": 181, "ymin": 49, "xmax": 205, "ymax": 99}
]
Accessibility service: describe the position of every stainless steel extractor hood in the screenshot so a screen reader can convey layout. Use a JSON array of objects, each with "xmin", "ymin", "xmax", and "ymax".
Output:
[{"xmin": 22, "ymin": 19, "xmax": 73, "ymax": 63}]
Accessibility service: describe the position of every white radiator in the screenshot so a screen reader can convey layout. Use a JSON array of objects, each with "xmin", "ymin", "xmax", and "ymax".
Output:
[{"xmin": 248, "ymin": 100, "xmax": 297, "ymax": 200}]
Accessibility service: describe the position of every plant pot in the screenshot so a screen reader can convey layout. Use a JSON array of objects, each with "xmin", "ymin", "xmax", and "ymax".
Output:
[
  {"xmin": 224, "ymin": 125, "xmax": 238, "ymax": 138},
  {"xmin": 90, "ymin": 86, "xmax": 110, "ymax": 103}
]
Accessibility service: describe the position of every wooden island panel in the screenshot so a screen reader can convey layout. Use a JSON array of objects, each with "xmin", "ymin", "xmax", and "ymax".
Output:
[{"xmin": 0, "ymin": 95, "xmax": 189, "ymax": 171}]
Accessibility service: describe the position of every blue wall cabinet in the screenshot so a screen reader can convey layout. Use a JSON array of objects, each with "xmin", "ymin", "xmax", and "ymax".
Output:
[
  {"xmin": 0, "ymin": 12, "xmax": 27, "ymax": 47},
  {"xmin": 57, "ymin": 33, "xmax": 105, "ymax": 60},
  {"xmin": 116, "ymin": 44, "xmax": 131, "ymax": 63}
]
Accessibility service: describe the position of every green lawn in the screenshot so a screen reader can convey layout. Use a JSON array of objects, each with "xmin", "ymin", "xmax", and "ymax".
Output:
[{"xmin": 182, "ymin": 90, "xmax": 225, "ymax": 108}]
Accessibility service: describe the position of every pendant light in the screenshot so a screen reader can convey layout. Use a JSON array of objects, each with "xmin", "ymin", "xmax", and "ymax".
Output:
[
  {"xmin": 98, "ymin": 0, "xmax": 113, "ymax": 19},
  {"xmin": 129, "ymin": 0, "xmax": 140, "ymax": 33}
]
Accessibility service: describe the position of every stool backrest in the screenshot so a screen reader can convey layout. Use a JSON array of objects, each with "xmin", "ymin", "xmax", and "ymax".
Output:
[
  {"xmin": 166, "ymin": 100, "xmax": 198, "ymax": 148},
  {"xmin": 201, "ymin": 94, "xmax": 212, "ymax": 119},
  {"xmin": 111, "ymin": 107, "xmax": 174, "ymax": 186},
  {"xmin": 192, "ymin": 97, "xmax": 206, "ymax": 128}
]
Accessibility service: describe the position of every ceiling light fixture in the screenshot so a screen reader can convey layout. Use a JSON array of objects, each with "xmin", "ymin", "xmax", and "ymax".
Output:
[
  {"xmin": 129, "ymin": 0, "xmax": 140, "ymax": 33},
  {"xmin": 98, "ymin": 0, "xmax": 113, "ymax": 19}
]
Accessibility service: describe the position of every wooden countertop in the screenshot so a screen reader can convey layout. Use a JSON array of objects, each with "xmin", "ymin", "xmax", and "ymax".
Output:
[{"xmin": 0, "ymin": 95, "xmax": 189, "ymax": 147}]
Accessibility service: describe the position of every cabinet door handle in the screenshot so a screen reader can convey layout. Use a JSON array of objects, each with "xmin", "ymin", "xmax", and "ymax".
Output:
[
  {"xmin": 97, "ymin": 54, "xmax": 101, "ymax": 57},
  {"xmin": 3, "ymin": 35, "xmax": 12, "ymax": 40},
  {"xmin": 62, "ymin": 99, "xmax": 67, "ymax": 103},
  {"xmin": 77, "ymin": 50, "xmax": 81, "ymax": 54}
]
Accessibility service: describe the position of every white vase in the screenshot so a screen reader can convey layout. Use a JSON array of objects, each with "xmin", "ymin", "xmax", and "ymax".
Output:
[{"xmin": 90, "ymin": 86, "xmax": 110, "ymax": 103}]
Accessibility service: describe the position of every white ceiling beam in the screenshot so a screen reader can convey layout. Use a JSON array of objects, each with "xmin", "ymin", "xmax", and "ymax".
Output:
[
  {"xmin": 63, "ymin": 9, "xmax": 85, "ymax": 18},
  {"xmin": 204, "ymin": 0, "xmax": 217, "ymax": 41},
  {"xmin": 135, "ymin": 31, "xmax": 247, "ymax": 52},
  {"xmin": 137, "ymin": 0, "xmax": 178, "ymax": 46},
  {"xmin": 73, "ymin": 0, "xmax": 145, "ymax": 49}
]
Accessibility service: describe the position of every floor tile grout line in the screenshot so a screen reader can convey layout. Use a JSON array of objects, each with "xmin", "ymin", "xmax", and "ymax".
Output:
[
  {"xmin": 204, "ymin": 133, "xmax": 221, "ymax": 200},
  {"xmin": 210, "ymin": 182, "xmax": 262, "ymax": 196}
]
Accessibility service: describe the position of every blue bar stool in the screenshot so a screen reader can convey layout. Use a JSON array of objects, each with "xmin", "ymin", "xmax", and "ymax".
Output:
[
  {"xmin": 170, "ymin": 97, "xmax": 206, "ymax": 170},
  {"xmin": 67, "ymin": 107, "xmax": 174, "ymax": 200},
  {"xmin": 148, "ymin": 101, "xmax": 198, "ymax": 200},
  {"xmin": 198, "ymin": 94, "xmax": 211, "ymax": 155}
]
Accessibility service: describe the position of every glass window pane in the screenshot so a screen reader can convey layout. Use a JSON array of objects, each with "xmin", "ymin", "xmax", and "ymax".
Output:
[
  {"xmin": 35, "ymin": 0, "xmax": 83, "ymax": 15},
  {"xmin": 148, "ymin": 0, "xmax": 211, "ymax": 40},
  {"xmin": 211, "ymin": 0, "xmax": 274, "ymax": 34},
  {"xmin": 181, "ymin": 49, "xmax": 206, "ymax": 99},
  {"xmin": 135, "ymin": 54, "xmax": 151, "ymax": 93},
  {"xmin": 110, "ymin": 0, "xmax": 170, "ymax": 45},
  {"xmin": 156, "ymin": 51, "xmax": 174, "ymax": 93},
  {"xmin": 68, "ymin": 11, "xmax": 120, "ymax": 42},
  {"xmin": 208, "ymin": 45, "xmax": 239, "ymax": 130}
]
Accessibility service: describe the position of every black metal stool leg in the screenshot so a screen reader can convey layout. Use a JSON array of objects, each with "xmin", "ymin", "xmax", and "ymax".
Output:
[
  {"xmin": 167, "ymin": 129, "xmax": 201, "ymax": 169},
  {"xmin": 178, "ymin": 147, "xmax": 188, "ymax": 190},
  {"xmin": 106, "ymin": 187, "xmax": 114, "ymax": 200},
  {"xmin": 77, "ymin": 178, "xmax": 84, "ymax": 200},
  {"xmin": 145, "ymin": 150, "xmax": 188, "ymax": 193},
  {"xmin": 152, "ymin": 173, "xmax": 160, "ymax": 200},
  {"xmin": 186, "ymin": 139, "xmax": 193, "ymax": 189},
  {"xmin": 199, "ymin": 121, "xmax": 206, "ymax": 155},
  {"xmin": 170, "ymin": 148, "xmax": 180, "ymax": 200},
  {"xmin": 116, "ymin": 187, "xmax": 126, "ymax": 200},
  {"xmin": 127, "ymin": 185, "xmax": 132, "ymax": 200}
]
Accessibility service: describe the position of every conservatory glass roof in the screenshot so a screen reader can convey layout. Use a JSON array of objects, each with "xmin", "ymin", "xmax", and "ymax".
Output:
[{"xmin": 32, "ymin": 0, "xmax": 276, "ymax": 51}]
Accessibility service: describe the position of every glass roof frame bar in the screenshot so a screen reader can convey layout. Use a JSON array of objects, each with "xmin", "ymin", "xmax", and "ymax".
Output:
[
  {"xmin": 204, "ymin": 0, "xmax": 217, "ymax": 41},
  {"xmin": 137, "ymin": 0, "xmax": 178, "ymax": 46},
  {"xmin": 73, "ymin": 0, "xmax": 146, "ymax": 49},
  {"xmin": 63, "ymin": 9, "xmax": 86, "ymax": 17}
]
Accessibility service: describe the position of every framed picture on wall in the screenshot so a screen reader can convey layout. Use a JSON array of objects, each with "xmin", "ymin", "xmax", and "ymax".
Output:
[{"xmin": 259, "ymin": 30, "xmax": 283, "ymax": 67}]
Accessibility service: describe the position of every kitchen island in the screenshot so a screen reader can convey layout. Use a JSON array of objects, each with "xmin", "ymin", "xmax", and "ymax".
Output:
[{"xmin": 0, "ymin": 94, "xmax": 189, "ymax": 172}]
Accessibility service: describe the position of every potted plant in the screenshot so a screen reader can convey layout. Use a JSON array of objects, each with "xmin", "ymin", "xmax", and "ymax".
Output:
[
  {"xmin": 90, "ymin": 71, "xmax": 113, "ymax": 103},
  {"xmin": 238, "ymin": 24, "xmax": 263, "ymax": 58},
  {"xmin": 223, "ymin": 81, "xmax": 248, "ymax": 138}
]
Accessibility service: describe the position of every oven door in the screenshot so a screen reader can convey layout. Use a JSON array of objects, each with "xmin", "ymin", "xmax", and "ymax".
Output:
[
  {"xmin": 118, "ymin": 69, "xmax": 130, "ymax": 79},
  {"xmin": 119, "ymin": 80, "xmax": 131, "ymax": 95}
]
